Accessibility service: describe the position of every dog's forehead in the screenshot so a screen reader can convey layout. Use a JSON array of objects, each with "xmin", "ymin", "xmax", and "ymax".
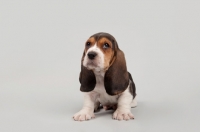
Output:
[
  {"xmin": 90, "ymin": 32, "xmax": 116, "ymax": 43},
  {"xmin": 85, "ymin": 32, "xmax": 119, "ymax": 53}
]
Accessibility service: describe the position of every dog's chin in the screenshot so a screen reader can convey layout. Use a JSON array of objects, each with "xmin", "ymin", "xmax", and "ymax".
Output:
[
  {"xmin": 84, "ymin": 62, "xmax": 102, "ymax": 72},
  {"xmin": 86, "ymin": 64, "xmax": 97, "ymax": 70}
]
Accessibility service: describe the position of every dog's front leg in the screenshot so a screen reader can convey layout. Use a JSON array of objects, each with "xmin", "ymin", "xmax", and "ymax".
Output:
[
  {"xmin": 113, "ymin": 89, "xmax": 134, "ymax": 120},
  {"xmin": 73, "ymin": 92, "xmax": 98, "ymax": 121}
]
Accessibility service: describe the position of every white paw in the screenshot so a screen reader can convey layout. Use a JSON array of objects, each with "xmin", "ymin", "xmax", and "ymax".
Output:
[
  {"xmin": 113, "ymin": 109, "xmax": 134, "ymax": 120},
  {"xmin": 73, "ymin": 109, "xmax": 95, "ymax": 121}
]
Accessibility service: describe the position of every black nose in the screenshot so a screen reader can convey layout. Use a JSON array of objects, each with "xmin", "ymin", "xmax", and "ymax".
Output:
[{"xmin": 87, "ymin": 52, "xmax": 97, "ymax": 60}]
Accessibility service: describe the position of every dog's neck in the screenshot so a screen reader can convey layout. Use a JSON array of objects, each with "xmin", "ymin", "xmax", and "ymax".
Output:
[
  {"xmin": 92, "ymin": 69, "xmax": 105, "ymax": 84},
  {"xmin": 93, "ymin": 69, "xmax": 105, "ymax": 77}
]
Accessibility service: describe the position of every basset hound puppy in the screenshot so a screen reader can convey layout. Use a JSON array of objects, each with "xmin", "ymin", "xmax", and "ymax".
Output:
[{"xmin": 73, "ymin": 32, "xmax": 137, "ymax": 121}]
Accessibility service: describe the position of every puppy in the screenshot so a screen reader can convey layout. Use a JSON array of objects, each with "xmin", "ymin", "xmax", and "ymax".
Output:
[{"xmin": 73, "ymin": 32, "xmax": 137, "ymax": 121}]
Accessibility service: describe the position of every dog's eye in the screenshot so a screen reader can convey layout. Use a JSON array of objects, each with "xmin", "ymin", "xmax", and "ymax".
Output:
[
  {"xmin": 86, "ymin": 42, "xmax": 91, "ymax": 47},
  {"xmin": 103, "ymin": 43, "xmax": 109, "ymax": 49}
]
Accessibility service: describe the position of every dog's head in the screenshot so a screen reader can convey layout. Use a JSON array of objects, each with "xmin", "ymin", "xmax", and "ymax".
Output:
[{"xmin": 79, "ymin": 32, "xmax": 129, "ymax": 96}]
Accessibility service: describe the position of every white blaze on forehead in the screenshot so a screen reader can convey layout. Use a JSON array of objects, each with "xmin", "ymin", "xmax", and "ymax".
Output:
[
  {"xmin": 83, "ymin": 43, "xmax": 105, "ymax": 71},
  {"xmin": 87, "ymin": 43, "xmax": 99, "ymax": 52}
]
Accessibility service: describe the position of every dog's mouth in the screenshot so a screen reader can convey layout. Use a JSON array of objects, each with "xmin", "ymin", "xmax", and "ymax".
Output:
[{"xmin": 86, "ymin": 61, "xmax": 97, "ymax": 67}]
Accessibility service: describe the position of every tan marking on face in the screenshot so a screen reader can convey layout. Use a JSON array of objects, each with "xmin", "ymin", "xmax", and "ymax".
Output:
[
  {"xmin": 97, "ymin": 37, "xmax": 114, "ymax": 70},
  {"xmin": 84, "ymin": 37, "xmax": 96, "ymax": 53}
]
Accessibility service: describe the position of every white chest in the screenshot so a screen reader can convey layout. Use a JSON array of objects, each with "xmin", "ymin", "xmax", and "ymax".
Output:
[{"xmin": 93, "ymin": 71, "xmax": 119, "ymax": 105}]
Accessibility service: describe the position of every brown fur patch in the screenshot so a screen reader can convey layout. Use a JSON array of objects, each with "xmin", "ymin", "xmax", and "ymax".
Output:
[{"xmin": 96, "ymin": 37, "xmax": 115, "ymax": 70}]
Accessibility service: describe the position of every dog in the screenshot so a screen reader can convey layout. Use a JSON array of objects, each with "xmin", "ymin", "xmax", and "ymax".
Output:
[{"xmin": 73, "ymin": 32, "xmax": 137, "ymax": 121}]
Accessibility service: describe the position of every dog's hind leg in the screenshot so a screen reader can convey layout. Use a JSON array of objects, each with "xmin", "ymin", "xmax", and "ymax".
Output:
[{"xmin": 131, "ymin": 95, "xmax": 137, "ymax": 108}]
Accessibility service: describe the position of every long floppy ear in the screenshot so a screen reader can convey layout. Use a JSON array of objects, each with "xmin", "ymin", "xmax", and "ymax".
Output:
[
  {"xmin": 104, "ymin": 50, "xmax": 129, "ymax": 95},
  {"xmin": 79, "ymin": 52, "xmax": 96, "ymax": 92}
]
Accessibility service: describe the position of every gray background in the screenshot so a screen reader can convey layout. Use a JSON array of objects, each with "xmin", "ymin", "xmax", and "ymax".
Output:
[{"xmin": 1, "ymin": 0, "xmax": 200, "ymax": 132}]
